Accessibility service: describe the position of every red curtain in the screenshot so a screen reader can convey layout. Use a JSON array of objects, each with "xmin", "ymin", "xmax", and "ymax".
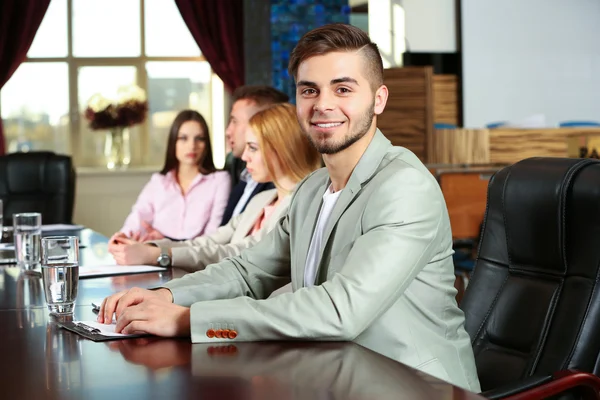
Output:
[
  {"xmin": 0, "ymin": 0, "xmax": 51, "ymax": 155},
  {"xmin": 175, "ymin": 0, "xmax": 245, "ymax": 93}
]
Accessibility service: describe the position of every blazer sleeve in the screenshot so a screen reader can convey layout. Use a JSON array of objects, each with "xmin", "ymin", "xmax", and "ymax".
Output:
[
  {"xmin": 120, "ymin": 175, "xmax": 158, "ymax": 235},
  {"xmin": 148, "ymin": 191, "xmax": 284, "ymax": 271},
  {"xmin": 164, "ymin": 167, "xmax": 446, "ymax": 343},
  {"xmin": 170, "ymin": 199, "xmax": 289, "ymax": 271},
  {"xmin": 203, "ymin": 172, "xmax": 231, "ymax": 235},
  {"xmin": 150, "ymin": 213, "xmax": 240, "ymax": 250},
  {"xmin": 161, "ymin": 210, "xmax": 292, "ymax": 307}
]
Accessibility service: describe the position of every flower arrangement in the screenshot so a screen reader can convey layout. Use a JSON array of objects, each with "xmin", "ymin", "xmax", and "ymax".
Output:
[{"xmin": 84, "ymin": 84, "xmax": 148, "ymax": 130}]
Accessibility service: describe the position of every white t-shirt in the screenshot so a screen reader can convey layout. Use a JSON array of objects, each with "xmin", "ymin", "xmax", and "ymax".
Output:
[{"xmin": 303, "ymin": 184, "xmax": 343, "ymax": 287}]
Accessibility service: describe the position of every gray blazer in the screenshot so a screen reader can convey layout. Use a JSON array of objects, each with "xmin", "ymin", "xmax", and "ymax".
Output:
[
  {"xmin": 163, "ymin": 130, "xmax": 481, "ymax": 392},
  {"xmin": 150, "ymin": 189, "xmax": 289, "ymax": 271}
]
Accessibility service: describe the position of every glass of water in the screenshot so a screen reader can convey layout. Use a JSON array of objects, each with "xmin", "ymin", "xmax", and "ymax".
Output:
[
  {"xmin": 13, "ymin": 212, "xmax": 42, "ymax": 273},
  {"xmin": 41, "ymin": 236, "xmax": 79, "ymax": 315}
]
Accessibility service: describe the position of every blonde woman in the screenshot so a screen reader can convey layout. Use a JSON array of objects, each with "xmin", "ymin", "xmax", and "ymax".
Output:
[{"xmin": 109, "ymin": 103, "xmax": 321, "ymax": 271}]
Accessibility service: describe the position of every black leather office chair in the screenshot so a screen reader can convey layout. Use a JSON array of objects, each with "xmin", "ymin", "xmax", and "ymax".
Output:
[
  {"xmin": 460, "ymin": 157, "xmax": 600, "ymax": 400},
  {"xmin": 0, "ymin": 152, "xmax": 75, "ymax": 226}
]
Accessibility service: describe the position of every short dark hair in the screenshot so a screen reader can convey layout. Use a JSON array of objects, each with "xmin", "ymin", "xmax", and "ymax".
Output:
[
  {"xmin": 288, "ymin": 23, "xmax": 384, "ymax": 90},
  {"xmin": 231, "ymin": 85, "xmax": 289, "ymax": 107},
  {"xmin": 160, "ymin": 110, "xmax": 216, "ymax": 175}
]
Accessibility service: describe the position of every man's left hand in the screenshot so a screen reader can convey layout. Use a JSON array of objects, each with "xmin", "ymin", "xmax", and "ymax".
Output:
[{"xmin": 115, "ymin": 297, "xmax": 191, "ymax": 337}]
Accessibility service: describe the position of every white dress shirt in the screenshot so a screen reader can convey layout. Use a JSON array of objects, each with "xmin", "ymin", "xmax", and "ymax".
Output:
[{"xmin": 232, "ymin": 169, "xmax": 259, "ymax": 218}]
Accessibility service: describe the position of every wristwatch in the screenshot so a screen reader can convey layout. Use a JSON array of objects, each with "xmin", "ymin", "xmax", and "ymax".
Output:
[{"xmin": 156, "ymin": 247, "xmax": 172, "ymax": 268}]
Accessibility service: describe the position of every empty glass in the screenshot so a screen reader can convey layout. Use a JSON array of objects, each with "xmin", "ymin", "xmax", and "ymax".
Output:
[
  {"xmin": 13, "ymin": 212, "xmax": 42, "ymax": 273},
  {"xmin": 41, "ymin": 236, "xmax": 79, "ymax": 315}
]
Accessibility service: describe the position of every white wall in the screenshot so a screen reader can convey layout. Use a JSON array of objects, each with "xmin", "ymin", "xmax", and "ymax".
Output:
[
  {"xmin": 403, "ymin": 0, "xmax": 456, "ymax": 52},
  {"xmin": 73, "ymin": 168, "xmax": 154, "ymax": 237},
  {"xmin": 462, "ymin": 0, "xmax": 600, "ymax": 127}
]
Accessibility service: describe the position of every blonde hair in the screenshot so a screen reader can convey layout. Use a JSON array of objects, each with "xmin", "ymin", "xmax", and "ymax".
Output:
[{"xmin": 249, "ymin": 103, "xmax": 321, "ymax": 190}]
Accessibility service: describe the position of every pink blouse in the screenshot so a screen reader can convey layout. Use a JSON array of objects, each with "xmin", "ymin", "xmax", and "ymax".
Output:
[{"xmin": 121, "ymin": 170, "xmax": 231, "ymax": 240}]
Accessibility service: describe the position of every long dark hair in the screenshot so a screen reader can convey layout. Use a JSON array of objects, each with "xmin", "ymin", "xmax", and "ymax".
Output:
[{"xmin": 160, "ymin": 110, "xmax": 216, "ymax": 175}]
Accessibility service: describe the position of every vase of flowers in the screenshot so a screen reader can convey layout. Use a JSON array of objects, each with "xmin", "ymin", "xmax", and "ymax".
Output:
[{"xmin": 84, "ymin": 85, "xmax": 148, "ymax": 170}]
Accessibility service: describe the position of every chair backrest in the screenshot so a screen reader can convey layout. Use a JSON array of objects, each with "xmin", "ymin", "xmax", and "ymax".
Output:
[
  {"xmin": 0, "ymin": 152, "xmax": 76, "ymax": 225},
  {"xmin": 460, "ymin": 157, "xmax": 600, "ymax": 391}
]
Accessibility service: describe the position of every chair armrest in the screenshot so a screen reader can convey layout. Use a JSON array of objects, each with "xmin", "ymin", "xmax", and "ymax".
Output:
[
  {"xmin": 482, "ymin": 375, "xmax": 553, "ymax": 399},
  {"xmin": 487, "ymin": 370, "xmax": 600, "ymax": 400}
]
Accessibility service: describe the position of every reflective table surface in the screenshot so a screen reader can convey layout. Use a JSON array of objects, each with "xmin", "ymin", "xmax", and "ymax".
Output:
[{"xmin": 0, "ymin": 230, "xmax": 486, "ymax": 399}]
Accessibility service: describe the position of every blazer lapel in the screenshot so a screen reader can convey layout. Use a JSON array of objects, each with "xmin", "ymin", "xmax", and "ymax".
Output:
[
  {"xmin": 238, "ymin": 190, "xmax": 278, "ymax": 237},
  {"xmin": 312, "ymin": 180, "xmax": 360, "ymax": 285},
  {"xmin": 294, "ymin": 179, "xmax": 329, "ymax": 290},
  {"xmin": 313, "ymin": 130, "xmax": 392, "ymax": 284}
]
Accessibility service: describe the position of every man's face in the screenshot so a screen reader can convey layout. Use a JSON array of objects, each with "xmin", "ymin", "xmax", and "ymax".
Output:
[
  {"xmin": 295, "ymin": 51, "xmax": 387, "ymax": 155},
  {"xmin": 225, "ymin": 99, "xmax": 261, "ymax": 158}
]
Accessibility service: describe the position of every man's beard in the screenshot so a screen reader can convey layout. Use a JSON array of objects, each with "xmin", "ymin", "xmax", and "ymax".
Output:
[{"xmin": 304, "ymin": 102, "xmax": 375, "ymax": 155}]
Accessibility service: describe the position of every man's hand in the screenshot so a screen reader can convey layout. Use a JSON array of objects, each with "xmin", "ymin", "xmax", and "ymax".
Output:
[
  {"xmin": 111, "ymin": 243, "xmax": 161, "ymax": 266},
  {"xmin": 115, "ymin": 298, "xmax": 191, "ymax": 337},
  {"xmin": 98, "ymin": 287, "xmax": 173, "ymax": 324}
]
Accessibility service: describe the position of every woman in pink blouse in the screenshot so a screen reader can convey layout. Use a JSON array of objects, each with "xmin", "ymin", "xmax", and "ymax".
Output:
[
  {"xmin": 113, "ymin": 110, "xmax": 230, "ymax": 242},
  {"xmin": 108, "ymin": 103, "xmax": 321, "ymax": 271}
]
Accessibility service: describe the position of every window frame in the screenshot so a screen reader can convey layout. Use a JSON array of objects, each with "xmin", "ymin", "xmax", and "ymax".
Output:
[{"xmin": 4, "ymin": 0, "xmax": 215, "ymax": 167}]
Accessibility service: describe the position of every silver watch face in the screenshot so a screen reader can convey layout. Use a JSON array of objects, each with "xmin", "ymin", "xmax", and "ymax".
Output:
[{"xmin": 158, "ymin": 254, "xmax": 170, "ymax": 267}]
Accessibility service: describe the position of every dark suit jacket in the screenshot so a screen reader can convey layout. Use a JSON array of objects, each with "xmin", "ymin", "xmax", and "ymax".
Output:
[
  {"xmin": 225, "ymin": 154, "xmax": 247, "ymax": 187},
  {"xmin": 220, "ymin": 180, "xmax": 275, "ymax": 226}
]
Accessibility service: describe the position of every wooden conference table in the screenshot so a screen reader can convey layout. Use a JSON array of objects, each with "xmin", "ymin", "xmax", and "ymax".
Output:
[{"xmin": 0, "ymin": 229, "xmax": 486, "ymax": 399}]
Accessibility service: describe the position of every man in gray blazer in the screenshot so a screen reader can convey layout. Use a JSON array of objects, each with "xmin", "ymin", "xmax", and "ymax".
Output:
[{"xmin": 99, "ymin": 23, "xmax": 480, "ymax": 392}]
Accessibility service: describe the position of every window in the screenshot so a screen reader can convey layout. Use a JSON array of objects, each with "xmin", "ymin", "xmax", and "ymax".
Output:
[{"xmin": 0, "ymin": 0, "xmax": 226, "ymax": 168}]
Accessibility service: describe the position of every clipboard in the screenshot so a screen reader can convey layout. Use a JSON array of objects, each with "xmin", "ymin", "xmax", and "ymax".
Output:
[{"xmin": 58, "ymin": 321, "xmax": 149, "ymax": 342}]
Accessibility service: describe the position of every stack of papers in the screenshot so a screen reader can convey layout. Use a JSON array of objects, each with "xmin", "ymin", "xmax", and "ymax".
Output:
[
  {"xmin": 59, "ymin": 319, "xmax": 148, "ymax": 341},
  {"xmin": 73, "ymin": 320, "xmax": 130, "ymax": 337},
  {"xmin": 79, "ymin": 264, "xmax": 166, "ymax": 278},
  {"xmin": 41, "ymin": 224, "xmax": 85, "ymax": 232}
]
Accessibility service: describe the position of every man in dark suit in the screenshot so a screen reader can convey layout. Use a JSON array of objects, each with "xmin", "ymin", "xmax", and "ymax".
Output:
[{"xmin": 220, "ymin": 86, "xmax": 289, "ymax": 225}]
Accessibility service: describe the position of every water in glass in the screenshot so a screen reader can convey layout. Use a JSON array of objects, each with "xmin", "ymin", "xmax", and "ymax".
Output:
[
  {"xmin": 41, "ymin": 236, "xmax": 80, "ymax": 315},
  {"xmin": 42, "ymin": 263, "xmax": 79, "ymax": 315},
  {"xmin": 15, "ymin": 226, "xmax": 42, "ymax": 270}
]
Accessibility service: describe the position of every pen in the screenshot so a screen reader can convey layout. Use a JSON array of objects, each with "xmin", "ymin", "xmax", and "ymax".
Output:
[
  {"xmin": 92, "ymin": 302, "xmax": 100, "ymax": 314},
  {"xmin": 76, "ymin": 322, "xmax": 101, "ymax": 334}
]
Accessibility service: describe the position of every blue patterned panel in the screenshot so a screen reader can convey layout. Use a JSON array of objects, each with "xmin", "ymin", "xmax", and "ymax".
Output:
[{"xmin": 271, "ymin": 0, "xmax": 350, "ymax": 102}]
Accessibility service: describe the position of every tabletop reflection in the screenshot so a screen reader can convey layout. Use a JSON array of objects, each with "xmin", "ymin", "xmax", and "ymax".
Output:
[
  {"xmin": 110, "ymin": 339, "xmax": 479, "ymax": 400},
  {"xmin": 45, "ymin": 315, "xmax": 83, "ymax": 392},
  {"xmin": 108, "ymin": 338, "xmax": 192, "ymax": 370}
]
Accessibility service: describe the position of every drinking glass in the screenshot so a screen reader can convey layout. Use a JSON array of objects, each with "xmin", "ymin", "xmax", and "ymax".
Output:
[
  {"xmin": 41, "ymin": 236, "xmax": 79, "ymax": 315},
  {"xmin": 13, "ymin": 212, "xmax": 42, "ymax": 273}
]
